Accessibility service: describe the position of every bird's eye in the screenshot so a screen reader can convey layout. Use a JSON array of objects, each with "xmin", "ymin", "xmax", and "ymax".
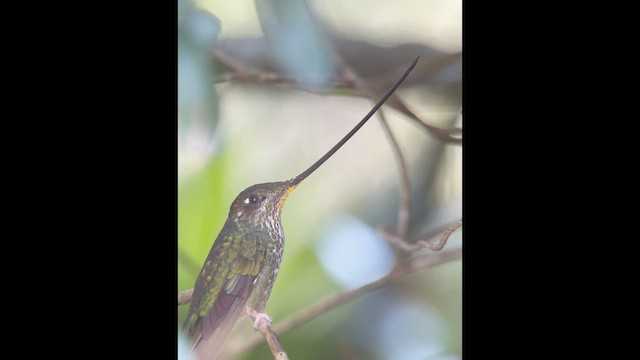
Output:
[{"xmin": 249, "ymin": 196, "xmax": 259, "ymax": 204}]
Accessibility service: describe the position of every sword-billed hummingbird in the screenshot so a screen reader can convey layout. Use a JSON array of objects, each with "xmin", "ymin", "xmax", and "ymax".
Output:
[{"xmin": 183, "ymin": 57, "xmax": 419, "ymax": 359}]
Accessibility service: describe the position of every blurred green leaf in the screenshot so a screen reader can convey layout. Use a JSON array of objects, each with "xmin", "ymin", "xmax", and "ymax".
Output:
[
  {"xmin": 254, "ymin": 0, "xmax": 334, "ymax": 85},
  {"xmin": 178, "ymin": 152, "xmax": 230, "ymax": 324},
  {"xmin": 178, "ymin": 7, "xmax": 221, "ymax": 147}
]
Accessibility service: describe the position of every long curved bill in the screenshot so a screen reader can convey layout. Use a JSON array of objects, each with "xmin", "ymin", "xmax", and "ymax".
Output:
[{"xmin": 289, "ymin": 57, "xmax": 419, "ymax": 186}]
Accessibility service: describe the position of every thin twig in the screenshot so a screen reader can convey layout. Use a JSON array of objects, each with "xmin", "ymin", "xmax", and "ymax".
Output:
[
  {"xmin": 248, "ymin": 313, "xmax": 290, "ymax": 360},
  {"xmin": 216, "ymin": 71, "xmax": 354, "ymax": 89},
  {"xmin": 178, "ymin": 288, "xmax": 193, "ymax": 305},
  {"xmin": 380, "ymin": 219, "xmax": 463, "ymax": 252},
  {"xmin": 403, "ymin": 248, "xmax": 461, "ymax": 272},
  {"xmin": 214, "ymin": 49, "xmax": 251, "ymax": 73},
  {"xmin": 416, "ymin": 117, "xmax": 462, "ymax": 144},
  {"xmin": 331, "ymin": 41, "xmax": 413, "ymax": 253},
  {"xmin": 226, "ymin": 247, "xmax": 461, "ymax": 357},
  {"xmin": 377, "ymin": 110, "xmax": 412, "ymax": 242},
  {"xmin": 424, "ymin": 219, "xmax": 462, "ymax": 251},
  {"xmin": 382, "ymin": 93, "xmax": 462, "ymax": 144}
]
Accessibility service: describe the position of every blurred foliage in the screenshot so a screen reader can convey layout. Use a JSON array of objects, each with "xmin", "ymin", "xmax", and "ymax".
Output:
[
  {"xmin": 255, "ymin": 0, "xmax": 334, "ymax": 85},
  {"xmin": 178, "ymin": 4, "xmax": 221, "ymax": 176},
  {"xmin": 179, "ymin": 0, "xmax": 461, "ymax": 359}
]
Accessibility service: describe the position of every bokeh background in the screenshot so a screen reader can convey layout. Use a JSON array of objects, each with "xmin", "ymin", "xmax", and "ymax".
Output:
[{"xmin": 178, "ymin": 0, "xmax": 462, "ymax": 359}]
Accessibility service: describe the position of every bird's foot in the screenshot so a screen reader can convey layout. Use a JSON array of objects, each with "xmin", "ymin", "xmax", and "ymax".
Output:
[{"xmin": 246, "ymin": 307, "xmax": 273, "ymax": 330}]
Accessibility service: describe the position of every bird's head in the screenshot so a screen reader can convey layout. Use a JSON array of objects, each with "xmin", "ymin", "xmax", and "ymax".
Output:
[{"xmin": 228, "ymin": 181, "xmax": 298, "ymax": 222}]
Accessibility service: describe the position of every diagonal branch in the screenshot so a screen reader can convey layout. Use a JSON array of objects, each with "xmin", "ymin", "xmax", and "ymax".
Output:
[
  {"xmin": 384, "ymin": 95, "xmax": 462, "ymax": 144},
  {"xmin": 225, "ymin": 247, "xmax": 462, "ymax": 357},
  {"xmin": 248, "ymin": 313, "xmax": 290, "ymax": 360},
  {"xmin": 380, "ymin": 219, "xmax": 462, "ymax": 252}
]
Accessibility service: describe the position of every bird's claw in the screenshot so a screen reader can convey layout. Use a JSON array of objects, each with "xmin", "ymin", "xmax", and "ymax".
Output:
[{"xmin": 246, "ymin": 308, "xmax": 272, "ymax": 330}]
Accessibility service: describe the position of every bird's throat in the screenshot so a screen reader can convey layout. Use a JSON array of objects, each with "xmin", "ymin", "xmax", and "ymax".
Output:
[{"xmin": 277, "ymin": 184, "xmax": 298, "ymax": 211}]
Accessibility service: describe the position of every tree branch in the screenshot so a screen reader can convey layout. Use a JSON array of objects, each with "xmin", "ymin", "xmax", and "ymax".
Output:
[
  {"xmin": 402, "ymin": 104, "xmax": 462, "ymax": 144},
  {"xmin": 178, "ymin": 288, "xmax": 193, "ymax": 305},
  {"xmin": 226, "ymin": 247, "xmax": 462, "ymax": 357},
  {"xmin": 428, "ymin": 219, "xmax": 463, "ymax": 251},
  {"xmin": 248, "ymin": 313, "xmax": 290, "ymax": 360},
  {"xmin": 378, "ymin": 110, "xmax": 412, "ymax": 243},
  {"xmin": 215, "ymin": 71, "xmax": 355, "ymax": 90},
  {"xmin": 380, "ymin": 219, "xmax": 463, "ymax": 252}
]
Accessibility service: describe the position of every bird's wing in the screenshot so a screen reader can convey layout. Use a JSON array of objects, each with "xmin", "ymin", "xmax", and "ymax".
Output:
[{"xmin": 184, "ymin": 221, "xmax": 266, "ymax": 360}]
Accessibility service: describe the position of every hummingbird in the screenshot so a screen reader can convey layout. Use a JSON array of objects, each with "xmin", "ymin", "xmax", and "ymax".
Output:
[{"xmin": 183, "ymin": 57, "xmax": 419, "ymax": 360}]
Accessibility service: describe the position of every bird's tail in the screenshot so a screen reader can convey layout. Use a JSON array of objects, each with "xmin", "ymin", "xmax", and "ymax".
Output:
[{"xmin": 188, "ymin": 300, "xmax": 248, "ymax": 360}]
